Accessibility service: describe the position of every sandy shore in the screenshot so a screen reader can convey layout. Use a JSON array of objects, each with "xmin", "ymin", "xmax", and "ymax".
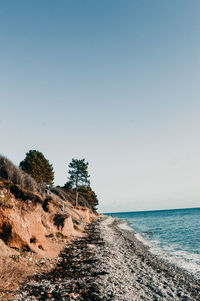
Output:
[{"xmin": 14, "ymin": 215, "xmax": 200, "ymax": 301}]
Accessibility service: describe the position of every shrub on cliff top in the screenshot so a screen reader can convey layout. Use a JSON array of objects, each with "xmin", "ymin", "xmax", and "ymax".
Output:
[{"xmin": 79, "ymin": 186, "xmax": 99, "ymax": 211}]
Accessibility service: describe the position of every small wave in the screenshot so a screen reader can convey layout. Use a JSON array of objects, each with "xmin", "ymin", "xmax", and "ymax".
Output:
[
  {"xmin": 135, "ymin": 233, "xmax": 149, "ymax": 245},
  {"xmin": 118, "ymin": 223, "xmax": 133, "ymax": 231},
  {"xmin": 135, "ymin": 233, "xmax": 161, "ymax": 247},
  {"xmin": 135, "ymin": 233, "xmax": 200, "ymax": 277},
  {"xmin": 160, "ymin": 250, "xmax": 200, "ymax": 277}
]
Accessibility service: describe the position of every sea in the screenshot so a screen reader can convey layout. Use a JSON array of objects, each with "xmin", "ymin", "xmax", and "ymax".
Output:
[{"xmin": 106, "ymin": 208, "xmax": 200, "ymax": 278}]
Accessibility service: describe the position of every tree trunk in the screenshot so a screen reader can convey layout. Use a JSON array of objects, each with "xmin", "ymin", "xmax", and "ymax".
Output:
[{"xmin": 75, "ymin": 175, "xmax": 79, "ymax": 206}]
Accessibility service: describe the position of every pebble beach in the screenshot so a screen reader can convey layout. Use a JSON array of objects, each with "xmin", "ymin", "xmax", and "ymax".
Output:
[{"xmin": 15, "ymin": 216, "xmax": 200, "ymax": 301}]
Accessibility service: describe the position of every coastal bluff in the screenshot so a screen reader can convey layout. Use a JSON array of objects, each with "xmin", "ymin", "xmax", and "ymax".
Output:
[{"xmin": 0, "ymin": 179, "xmax": 97, "ymax": 296}]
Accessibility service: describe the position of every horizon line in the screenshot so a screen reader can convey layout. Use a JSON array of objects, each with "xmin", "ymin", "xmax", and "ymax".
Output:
[{"xmin": 103, "ymin": 206, "xmax": 200, "ymax": 215}]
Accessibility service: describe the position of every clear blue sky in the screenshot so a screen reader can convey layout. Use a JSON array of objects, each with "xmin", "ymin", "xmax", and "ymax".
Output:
[{"xmin": 1, "ymin": 0, "xmax": 200, "ymax": 212}]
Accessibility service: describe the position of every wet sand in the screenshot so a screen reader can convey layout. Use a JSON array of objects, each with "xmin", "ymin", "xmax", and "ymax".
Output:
[{"xmin": 15, "ymin": 216, "xmax": 200, "ymax": 301}]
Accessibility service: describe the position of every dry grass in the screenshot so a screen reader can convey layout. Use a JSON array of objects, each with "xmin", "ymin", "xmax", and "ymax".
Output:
[
  {"xmin": 0, "ymin": 155, "xmax": 45, "ymax": 197},
  {"xmin": 0, "ymin": 256, "xmax": 33, "ymax": 293},
  {"xmin": 50, "ymin": 187, "xmax": 73, "ymax": 205},
  {"xmin": 0, "ymin": 251, "xmax": 60, "ymax": 300}
]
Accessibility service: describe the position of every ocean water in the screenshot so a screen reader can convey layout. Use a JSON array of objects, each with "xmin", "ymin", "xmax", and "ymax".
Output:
[{"xmin": 106, "ymin": 208, "xmax": 200, "ymax": 278}]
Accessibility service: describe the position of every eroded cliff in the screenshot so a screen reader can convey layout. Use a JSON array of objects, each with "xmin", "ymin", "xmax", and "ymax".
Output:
[{"xmin": 0, "ymin": 180, "xmax": 97, "ymax": 294}]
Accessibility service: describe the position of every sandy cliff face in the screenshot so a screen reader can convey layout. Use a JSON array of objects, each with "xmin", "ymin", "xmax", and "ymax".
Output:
[{"xmin": 0, "ymin": 180, "xmax": 97, "ymax": 258}]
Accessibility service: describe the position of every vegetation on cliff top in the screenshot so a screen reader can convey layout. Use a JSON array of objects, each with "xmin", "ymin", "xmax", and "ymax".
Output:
[
  {"xmin": 0, "ymin": 152, "xmax": 99, "ymax": 211},
  {"xmin": 0, "ymin": 155, "xmax": 44, "ymax": 196},
  {"xmin": 65, "ymin": 158, "xmax": 90, "ymax": 206},
  {"xmin": 63, "ymin": 158, "xmax": 98, "ymax": 211},
  {"xmin": 19, "ymin": 150, "xmax": 54, "ymax": 187}
]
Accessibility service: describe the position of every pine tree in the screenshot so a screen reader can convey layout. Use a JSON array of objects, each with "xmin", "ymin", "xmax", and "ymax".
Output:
[
  {"xmin": 66, "ymin": 158, "xmax": 90, "ymax": 206},
  {"xmin": 19, "ymin": 150, "xmax": 54, "ymax": 186}
]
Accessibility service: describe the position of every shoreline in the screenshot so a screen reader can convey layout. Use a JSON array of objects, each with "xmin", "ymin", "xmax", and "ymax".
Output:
[
  {"xmin": 95, "ymin": 216, "xmax": 200, "ymax": 300},
  {"xmin": 115, "ymin": 217, "xmax": 199, "ymax": 281},
  {"xmin": 14, "ymin": 215, "xmax": 200, "ymax": 301}
]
